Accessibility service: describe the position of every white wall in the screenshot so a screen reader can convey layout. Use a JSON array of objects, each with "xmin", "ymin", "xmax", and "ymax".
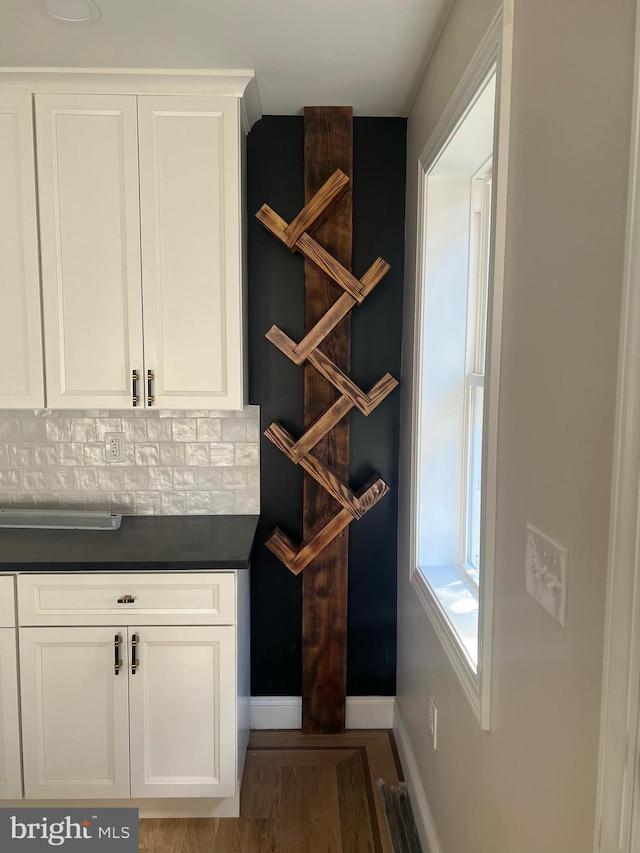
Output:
[{"xmin": 396, "ymin": 1, "xmax": 636, "ymax": 851}]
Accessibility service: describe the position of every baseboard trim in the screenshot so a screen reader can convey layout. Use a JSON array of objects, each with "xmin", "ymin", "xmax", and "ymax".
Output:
[
  {"xmin": 1, "ymin": 797, "xmax": 240, "ymax": 819},
  {"xmin": 250, "ymin": 697, "xmax": 301, "ymax": 730},
  {"xmin": 393, "ymin": 704, "xmax": 443, "ymax": 853},
  {"xmin": 250, "ymin": 696, "xmax": 395, "ymax": 730}
]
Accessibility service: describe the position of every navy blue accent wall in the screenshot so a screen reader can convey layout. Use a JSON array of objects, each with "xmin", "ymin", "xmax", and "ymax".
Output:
[{"xmin": 247, "ymin": 116, "xmax": 406, "ymax": 696}]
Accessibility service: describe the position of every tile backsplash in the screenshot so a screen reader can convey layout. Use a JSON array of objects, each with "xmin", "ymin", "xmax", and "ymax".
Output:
[{"xmin": 0, "ymin": 407, "xmax": 260, "ymax": 515}]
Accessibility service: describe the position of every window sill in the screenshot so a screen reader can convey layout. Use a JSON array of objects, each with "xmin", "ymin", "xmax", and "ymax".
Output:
[{"xmin": 411, "ymin": 564, "xmax": 484, "ymax": 727}]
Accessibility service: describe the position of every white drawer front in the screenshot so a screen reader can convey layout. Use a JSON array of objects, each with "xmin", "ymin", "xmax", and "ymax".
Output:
[
  {"xmin": 17, "ymin": 573, "xmax": 236, "ymax": 626},
  {"xmin": 0, "ymin": 576, "xmax": 15, "ymax": 627}
]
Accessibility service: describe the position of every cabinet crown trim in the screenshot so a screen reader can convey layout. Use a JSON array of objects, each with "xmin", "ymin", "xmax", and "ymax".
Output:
[{"xmin": 0, "ymin": 68, "xmax": 262, "ymax": 129}]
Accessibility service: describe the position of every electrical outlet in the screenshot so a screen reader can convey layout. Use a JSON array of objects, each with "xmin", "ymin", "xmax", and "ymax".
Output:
[
  {"xmin": 525, "ymin": 523, "xmax": 568, "ymax": 627},
  {"xmin": 105, "ymin": 432, "xmax": 125, "ymax": 464},
  {"xmin": 428, "ymin": 697, "xmax": 438, "ymax": 749}
]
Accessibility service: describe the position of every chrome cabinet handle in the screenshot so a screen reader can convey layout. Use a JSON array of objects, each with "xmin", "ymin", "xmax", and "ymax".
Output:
[
  {"xmin": 147, "ymin": 370, "xmax": 154, "ymax": 406},
  {"xmin": 132, "ymin": 370, "xmax": 140, "ymax": 407},
  {"xmin": 131, "ymin": 633, "xmax": 139, "ymax": 675},
  {"xmin": 114, "ymin": 634, "xmax": 122, "ymax": 675}
]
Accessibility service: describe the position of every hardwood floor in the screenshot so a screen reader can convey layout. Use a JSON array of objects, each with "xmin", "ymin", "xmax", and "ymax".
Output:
[{"xmin": 139, "ymin": 730, "xmax": 403, "ymax": 853}]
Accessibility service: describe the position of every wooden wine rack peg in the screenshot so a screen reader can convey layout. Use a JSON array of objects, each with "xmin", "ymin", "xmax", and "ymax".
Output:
[{"xmin": 257, "ymin": 170, "xmax": 390, "ymax": 304}]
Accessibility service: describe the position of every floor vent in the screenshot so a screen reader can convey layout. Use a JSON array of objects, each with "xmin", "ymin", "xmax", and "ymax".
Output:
[{"xmin": 377, "ymin": 778, "xmax": 424, "ymax": 853}]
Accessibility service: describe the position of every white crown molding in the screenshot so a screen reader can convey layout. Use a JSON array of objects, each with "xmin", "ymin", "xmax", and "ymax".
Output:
[
  {"xmin": 393, "ymin": 705, "xmax": 443, "ymax": 853},
  {"xmin": 0, "ymin": 68, "xmax": 262, "ymax": 129},
  {"xmin": 250, "ymin": 696, "xmax": 395, "ymax": 731}
]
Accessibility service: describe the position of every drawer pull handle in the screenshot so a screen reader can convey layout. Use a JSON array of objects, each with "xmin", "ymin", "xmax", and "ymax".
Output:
[
  {"xmin": 117, "ymin": 594, "xmax": 136, "ymax": 604},
  {"xmin": 114, "ymin": 634, "xmax": 122, "ymax": 675},
  {"xmin": 131, "ymin": 633, "xmax": 139, "ymax": 675}
]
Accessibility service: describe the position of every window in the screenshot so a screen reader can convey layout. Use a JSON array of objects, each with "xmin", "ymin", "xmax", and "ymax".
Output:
[{"xmin": 409, "ymin": 10, "xmax": 511, "ymax": 729}]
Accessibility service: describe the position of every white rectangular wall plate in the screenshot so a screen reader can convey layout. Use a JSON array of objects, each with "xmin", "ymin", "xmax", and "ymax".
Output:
[
  {"xmin": 105, "ymin": 431, "xmax": 125, "ymax": 463},
  {"xmin": 428, "ymin": 697, "xmax": 438, "ymax": 749},
  {"xmin": 525, "ymin": 523, "xmax": 568, "ymax": 627}
]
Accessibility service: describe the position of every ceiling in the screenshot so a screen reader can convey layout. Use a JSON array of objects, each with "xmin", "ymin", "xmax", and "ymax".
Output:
[{"xmin": 0, "ymin": 0, "xmax": 453, "ymax": 117}]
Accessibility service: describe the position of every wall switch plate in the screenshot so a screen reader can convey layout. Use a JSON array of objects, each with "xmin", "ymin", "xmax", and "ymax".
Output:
[
  {"xmin": 105, "ymin": 432, "xmax": 125, "ymax": 463},
  {"xmin": 428, "ymin": 697, "xmax": 438, "ymax": 749},
  {"xmin": 525, "ymin": 523, "xmax": 568, "ymax": 627}
]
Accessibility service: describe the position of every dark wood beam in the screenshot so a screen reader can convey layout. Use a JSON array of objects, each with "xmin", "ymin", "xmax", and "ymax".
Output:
[{"xmin": 302, "ymin": 106, "xmax": 353, "ymax": 733}]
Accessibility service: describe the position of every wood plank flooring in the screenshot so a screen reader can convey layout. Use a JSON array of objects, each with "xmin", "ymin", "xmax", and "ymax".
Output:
[{"xmin": 139, "ymin": 730, "xmax": 403, "ymax": 853}]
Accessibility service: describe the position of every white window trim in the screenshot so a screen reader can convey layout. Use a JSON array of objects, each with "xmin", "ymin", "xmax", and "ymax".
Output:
[{"xmin": 408, "ymin": 3, "xmax": 513, "ymax": 730}]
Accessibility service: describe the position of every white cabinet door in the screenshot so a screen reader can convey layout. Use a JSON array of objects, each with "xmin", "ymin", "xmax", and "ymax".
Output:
[
  {"xmin": 0, "ymin": 628, "xmax": 22, "ymax": 799},
  {"xmin": 0, "ymin": 95, "xmax": 44, "ymax": 408},
  {"xmin": 35, "ymin": 94, "xmax": 144, "ymax": 409},
  {"xmin": 138, "ymin": 96, "xmax": 243, "ymax": 410},
  {"xmin": 19, "ymin": 627, "xmax": 130, "ymax": 798},
  {"xmin": 129, "ymin": 626, "xmax": 237, "ymax": 798}
]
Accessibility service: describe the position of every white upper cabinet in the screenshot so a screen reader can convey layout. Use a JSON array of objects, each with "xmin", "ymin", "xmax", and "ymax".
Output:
[
  {"xmin": 0, "ymin": 95, "xmax": 44, "ymax": 408},
  {"xmin": 138, "ymin": 96, "xmax": 243, "ymax": 409},
  {"xmin": 35, "ymin": 94, "xmax": 144, "ymax": 409},
  {"xmin": 31, "ymin": 85, "xmax": 248, "ymax": 410}
]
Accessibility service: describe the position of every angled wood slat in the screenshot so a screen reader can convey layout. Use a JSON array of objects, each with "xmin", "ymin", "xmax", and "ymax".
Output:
[
  {"xmin": 266, "ymin": 292, "xmax": 355, "ymax": 366},
  {"xmin": 266, "ymin": 328, "xmax": 398, "ymax": 414},
  {"xmin": 255, "ymin": 204, "xmax": 289, "ymax": 243},
  {"xmin": 255, "ymin": 169, "xmax": 350, "ymax": 251},
  {"xmin": 266, "ymin": 258, "xmax": 388, "ymax": 367},
  {"xmin": 284, "ymin": 382, "xmax": 394, "ymax": 462},
  {"xmin": 284, "ymin": 169, "xmax": 350, "ymax": 249},
  {"xmin": 295, "ymin": 253, "xmax": 388, "ymax": 348},
  {"xmin": 265, "ymin": 423, "xmax": 360, "ymax": 518},
  {"xmin": 296, "ymin": 232, "xmax": 389, "ymax": 303},
  {"xmin": 265, "ymin": 469, "xmax": 390, "ymax": 576},
  {"xmin": 265, "ymin": 422, "xmax": 389, "ymax": 519},
  {"xmin": 265, "ymin": 510, "xmax": 352, "ymax": 576},
  {"xmin": 288, "ymin": 396, "xmax": 353, "ymax": 462},
  {"xmin": 256, "ymin": 177, "xmax": 390, "ymax": 305},
  {"xmin": 265, "ymin": 526, "xmax": 300, "ymax": 570},
  {"xmin": 265, "ymin": 327, "xmax": 398, "ymax": 416},
  {"xmin": 308, "ymin": 348, "xmax": 399, "ymax": 415}
]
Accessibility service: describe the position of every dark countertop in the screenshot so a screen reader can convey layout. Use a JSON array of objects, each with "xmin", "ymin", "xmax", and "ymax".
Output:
[{"xmin": 0, "ymin": 515, "xmax": 259, "ymax": 571}]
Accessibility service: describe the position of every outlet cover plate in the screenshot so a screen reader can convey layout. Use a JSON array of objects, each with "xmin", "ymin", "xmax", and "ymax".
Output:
[
  {"xmin": 105, "ymin": 432, "xmax": 125, "ymax": 464},
  {"xmin": 525, "ymin": 523, "xmax": 568, "ymax": 627}
]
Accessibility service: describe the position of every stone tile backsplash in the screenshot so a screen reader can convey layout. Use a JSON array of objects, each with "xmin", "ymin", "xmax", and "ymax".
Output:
[{"xmin": 0, "ymin": 407, "xmax": 260, "ymax": 515}]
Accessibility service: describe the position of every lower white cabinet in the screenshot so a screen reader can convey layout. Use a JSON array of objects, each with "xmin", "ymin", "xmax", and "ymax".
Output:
[
  {"xmin": 0, "ymin": 629, "xmax": 22, "ymax": 799},
  {"xmin": 20, "ymin": 627, "xmax": 130, "ymax": 799},
  {"xmin": 129, "ymin": 626, "xmax": 236, "ymax": 798},
  {"xmin": 19, "ymin": 625, "xmax": 236, "ymax": 799},
  {"xmin": 0, "ymin": 576, "xmax": 21, "ymax": 800},
  {"xmin": 16, "ymin": 571, "xmax": 248, "ymax": 804}
]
